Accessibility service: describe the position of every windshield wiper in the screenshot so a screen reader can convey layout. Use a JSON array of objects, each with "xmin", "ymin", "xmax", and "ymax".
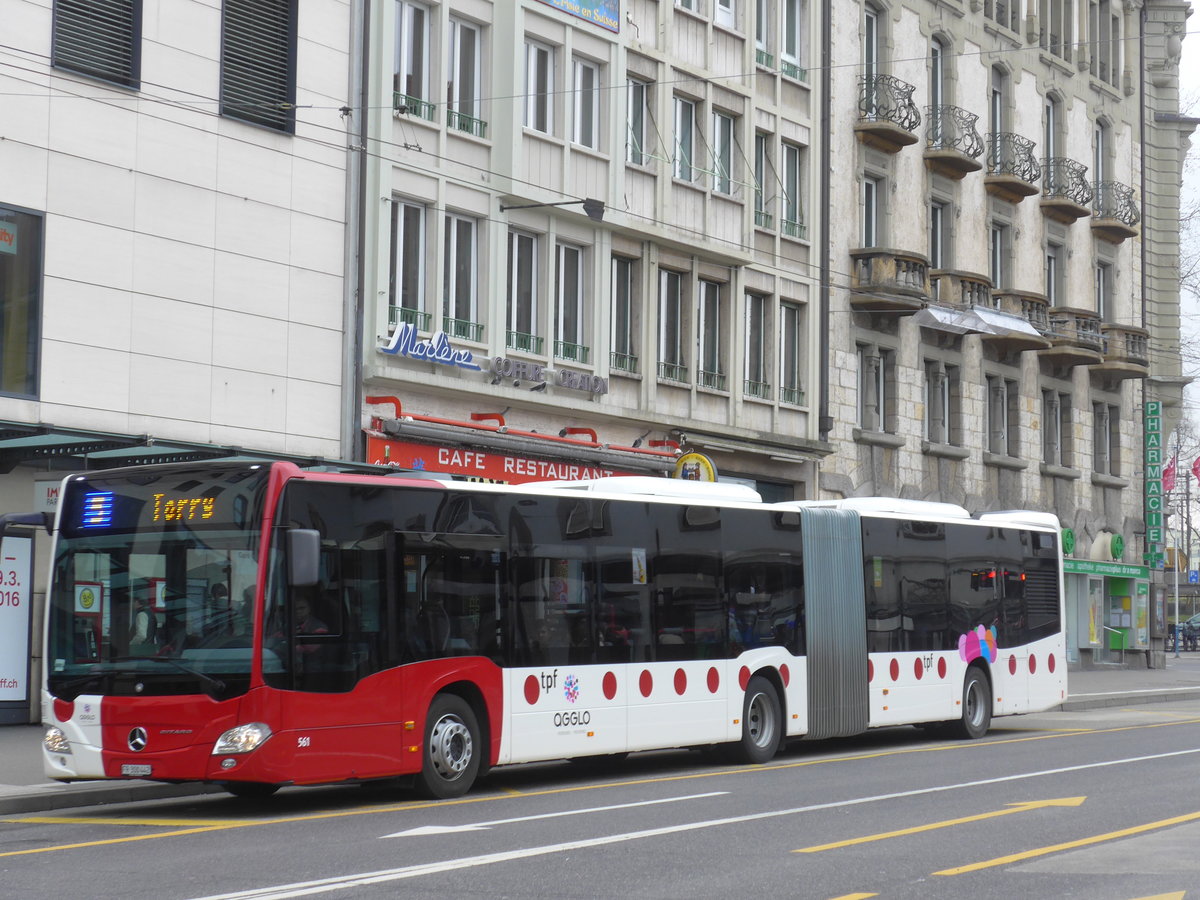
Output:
[
  {"xmin": 52, "ymin": 669, "xmax": 113, "ymax": 698},
  {"xmin": 109, "ymin": 656, "xmax": 228, "ymax": 696}
]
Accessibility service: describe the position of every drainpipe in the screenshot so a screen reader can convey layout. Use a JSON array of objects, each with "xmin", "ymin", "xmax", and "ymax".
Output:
[{"xmin": 817, "ymin": 0, "xmax": 833, "ymax": 449}]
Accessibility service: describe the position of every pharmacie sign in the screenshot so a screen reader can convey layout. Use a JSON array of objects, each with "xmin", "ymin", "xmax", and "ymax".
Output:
[
  {"xmin": 367, "ymin": 436, "xmax": 638, "ymax": 484},
  {"xmin": 1144, "ymin": 400, "xmax": 1164, "ymax": 566}
]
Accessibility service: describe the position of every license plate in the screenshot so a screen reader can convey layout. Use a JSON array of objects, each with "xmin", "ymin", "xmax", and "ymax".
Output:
[{"xmin": 121, "ymin": 764, "xmax": 152, "ymax": 776}]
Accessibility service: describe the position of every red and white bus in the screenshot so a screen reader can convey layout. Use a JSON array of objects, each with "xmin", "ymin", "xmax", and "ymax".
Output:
[{"xmin": 37, "ymin": 461, "xmax": 1065, "ymax": 798}]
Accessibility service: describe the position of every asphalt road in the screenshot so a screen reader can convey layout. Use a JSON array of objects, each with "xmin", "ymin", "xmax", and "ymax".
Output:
[{"xmin": 3, "ymin": 700, "xmax": 1199, "ymax": 900}]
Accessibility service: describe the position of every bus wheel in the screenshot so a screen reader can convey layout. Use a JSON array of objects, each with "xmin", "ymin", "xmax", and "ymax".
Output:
[
  {"xmin": 952, "ymin": 668, "xmax": 992, "ymax": 740},
  {"xmin": 737, "ymin": 676, "xmax": 782, "ymax": 764},
  {"xmin": 222, "ymin": 781, "xmax": 280, "ymax": 799},
  {"xmin": 415, "ymin": 693, "xmax": 481, "ymax": 799}
]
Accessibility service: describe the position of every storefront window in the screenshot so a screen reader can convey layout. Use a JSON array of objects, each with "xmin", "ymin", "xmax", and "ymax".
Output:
[{"xmin": 0, "ymin": 204, "xmax": 43, "ymax": 398}]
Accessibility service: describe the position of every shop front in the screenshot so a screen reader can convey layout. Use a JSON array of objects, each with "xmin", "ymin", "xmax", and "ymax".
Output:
[{"xmin": 1063, "ymin": 556, "xmax": 1151, "ymax": 668}]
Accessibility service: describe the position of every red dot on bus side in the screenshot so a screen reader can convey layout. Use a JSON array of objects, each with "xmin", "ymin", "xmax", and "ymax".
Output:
[
  {"xmin": 1028, "ymin": 654, "xmax": 1037, "ymax": 674},
  {"xmin": 913, "ymin": 658, "xmax": 923, "ymax": 680},
  {"xmin": 603, "ymin": 671, "xmax": 617, "ymax": 700},
  {"xmin": 937, "ymin": 657, "xmax": 946, "ymax": 679},
  {"xmin": 868, "ymin": 659, "xmax": 874, "ymax": 682},
  {"xmin": 1048, "ymin": 654, "xmax": 1056, "ymax": 673},
  {"xmin": 1008, "ymin": 655, "xmax": 1017, "ymax": 675},
  {"xmin": 889, "ymin": 658, "xmax": 899, "ymax": 681},
  {"xmin": 674, "ymin": 668, "xmax": 687, "ymax": 695},
  {"xmin": 640, "ymin": 670, "xmax": 653, "ymax": 697},
  {"xmin": 780, "ymin": 664, "xmax": 790, "ymax": 687},
  {"xmin": 524, "ymin": 675, "xmax": 539, "ymax": 705},
  {"xmin": 738, "ymin": 666, "xmax": 751, "ymax": 691},
  {"xmin": 707, "ymin": 667, "xmax": 720, "ymax": 693},
  {"xmin": 53, "ymin": 698, "xmax": 74, "ymax": 722}
]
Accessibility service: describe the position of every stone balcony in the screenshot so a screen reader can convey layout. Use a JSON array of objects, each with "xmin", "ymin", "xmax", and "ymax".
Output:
[
  {"xmin": 1091, "ymin": 323, "xmax": 1150, "ymax": 383},
  {"xmin": 849, "ymin": 248, "xmax": 929, "ymax": 312},
  {"xmin": 1041, "ymin": 158, "xmax": 1094, "ymax": 224},
  {"xmin": 983, "ymin": 133, "xmax": 1041, "ymax": 202},
  {"xmin": 855, "ymin": 74, "xmax": 921, "ymax": 153},
  {"xmin": 924, "ymin": 106, "xmax": 984, "ymax": 180},
  {"xmin": 1091, "ymin": 181, "xmax": 1141, "ymax": 243},
  {"xmin": 1039, "ymin": 306, "xmax": 1104, "ymax": 368},
  {"xmin": 979, "ymin": 290, "xmax": 1053, "ymax": 353},
  {"xmin": 929, "ymin": 269, "xmax": 991, "ymax": 307}
]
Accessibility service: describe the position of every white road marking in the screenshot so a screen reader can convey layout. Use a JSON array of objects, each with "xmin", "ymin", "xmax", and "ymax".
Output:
[
  {"xmin": 381, "ymin": 791, "xmax": 729, "ymax": 836},
  {"xmin": 189, "ymin": 747, "xmax": 1200, "ymax": 900}
]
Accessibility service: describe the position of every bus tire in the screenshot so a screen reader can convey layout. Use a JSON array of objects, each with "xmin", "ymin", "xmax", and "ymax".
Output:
[
  {"xmin": 952, "ymin": 667, "xmax": 992, "ymax": 740},
  {"xmin": 736, "ymin": 676, "xmax": 782, "ymax": 764},
  {"xmin": 415, "ymin": 693, "xmax": 481, "ymax": 799},
  {"xmin": 222, "ymin": 781, "xmax": 280, "ymax": 799}
]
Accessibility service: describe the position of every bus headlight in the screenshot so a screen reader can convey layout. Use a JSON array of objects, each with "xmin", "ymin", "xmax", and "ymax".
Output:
[
  {"xmin": 43, "ymin": 726, "xmax": 72, "ymax": 755},
  {"xmin": 212, "ymin": 723, "xmax": 272, "ymax": 755}
]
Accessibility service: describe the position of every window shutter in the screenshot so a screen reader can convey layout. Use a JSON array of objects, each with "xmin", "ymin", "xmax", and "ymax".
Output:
[
  {"xmin": 52, "ymin": 0, "xmax": 141, "ymax": 88},
  {"xmin": 220, "ymin": 0, "xmax": 297, "ymax": 132}
]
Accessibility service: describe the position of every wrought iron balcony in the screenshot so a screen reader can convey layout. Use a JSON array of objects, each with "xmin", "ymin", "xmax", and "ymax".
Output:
[
  {"xmin": 554, "ymin": 341, "xmax": 590, "ymax": 364},
  {"xmin": 983, "ymin": 133, "xmax": 1041, "ymax": 202},
  {"xmin": 443, "ymin": 317, "xmax": 484, "ymax": 342},
  {"xmin": 657, "ymin": 361, "xmax": 689, "ymax": 383},
  {"xmin": 388, "ymin": 305, "xmax": 432, "ymax": 331},
  {"xmin": 698, "ymin": 370, "xmax": 728, "ymax": 391},
  {"xmin": 849, "ymin": 247, "xmax": 929, "ymax": 312},
  {"xmin": 779, "ymin": 386, "xmax": 805, "ymax": 406},
  {"xmin": 1041, "ymin": 158, "xmax": 1093, "ymax": 223},
  {"xmin": 929, "ymin": 269, "xmax": 991, "ymax": 308},
  {"xmin": 1092, "ymin": 323, "xmax": 1149, "ymax": 383},
  {"xmin": 610, "ymin": 351, "xmax": 639, "ymax": 375},
  {"xmin": 506, "ymin": 330, "xmax": 544, "ymax": 355},
  {"xmin": 1091, "ymin": 181, "xmax": 1140, "ymax": 243},
  {"xmin": 394, "ymin": 92, "xmax": 436, "ymax": 121},
  {"xmin": 1040, "ymin": 306, "xmax": 1104, "ymax": 368},
  {"xmin": 855, "ymin": 74, "xmax": 921, "ymax": 153},
  {"xmin": 744, "ymin": 379, "xmax": 772, "ymax": 400},
  {"xmin": 447, "ymin": 110, "xmax": 488, "ymax": 139},
  {"xmin": 924, "ymin": 106, "xmax": 983, "ymax": 179}
]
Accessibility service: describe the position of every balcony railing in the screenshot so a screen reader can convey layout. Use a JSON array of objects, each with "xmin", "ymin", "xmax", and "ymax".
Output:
[
  {"xmin": 744, "ymin": 380, "xmax": 772, "ymax": 400},
  {"xmin": 698, "ymin": 370, "xmax": 728, "ymax": 391},
  {"xmin": 388, "ymin": 306, "xmax": 432, "ymax": 331},
  {"xmin": 443, "ymin": 317, "xmax": 484, "ymax": 342},
  {"xmin": 754, "ymin": 208, "xmax": 775, "ymax": 229},
  {"xmin": 779, "ymin": 386, "xmax": 805, "ymax": 406},
  {"xmin": 782, "ymin": 219, "xmax": 807, "ymax": 240},
  {"xmin": 1041, "ymin": 306, "xmax": 1104, "ymax": 368},
  {"xmin": 554, "ymin": 341, "xmax": 590, "ymax": 364},
  {"xmin": 658, "ymin": 361, "xmax": 689, "ymax": 383},
  {"xmin": 756, "ymin": 49, "xmax": 775, "ymax": 68},
  {"xmin": 506, "ymin": 331, "xmax": 544, "ymax": 354},
  {"xmin": 993, "ymin": 290, "xmax": 1050, "ymax": 334},
  {"xmin": 781, "ymin": 60, "xmax": 808, "ymax": 82},
  {"xmin": 610, "ymin": 351, "xmax": 639, "ymax": 374},
  {"xmin": 447, "ymin": 109, "xmax": 488, "ymax": 139},
  {"xmin": 984, "ymin": 133, "xmax": 1041, "ymax": 201},
  {"xmin": 394, "ymin": 92, "xmax": 436, "ymax": 121},
  {"xmin": 1091, "ymin": 180, "xmax": 1140, "ymax": 242},
  {"xmin": 849, "ymin": 247, "xmax": 929, "ymax": 311},
  {"xmin": 925, "ymin": 105, "xmax": 984, "ymax": 159},
  {"xmin": 855, "ymin": 74, "xmax": 920, "ymax": 152},
  {"xmin": 929, "ymin": 270, "xmax": 991, "ymax": 308},
  {"xmin": 1041, "ymin": 158, "xmax": 1093, "ymax": 223},
  {"xmin": 1096, "ymin": 323, "xmax": 1150, "ymax": 380}
]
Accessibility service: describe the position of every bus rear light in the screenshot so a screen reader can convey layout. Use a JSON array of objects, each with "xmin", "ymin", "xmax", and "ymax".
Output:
[
  {"xmin": 43, "ymin": 726, "xmax": 71, "ymax": 755},
  {"xmin": 212, "ymin": 723, "xmax": 273, "ymax": 755}
]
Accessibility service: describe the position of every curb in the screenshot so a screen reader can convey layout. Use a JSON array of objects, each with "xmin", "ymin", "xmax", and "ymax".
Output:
[
  {"xmin": 1057, "ymin": 686, "xmax": 1200, "ymax": 712},
  {"xmin": 0, "ymin": 782, "xmax": 220, "ymax": 817}
]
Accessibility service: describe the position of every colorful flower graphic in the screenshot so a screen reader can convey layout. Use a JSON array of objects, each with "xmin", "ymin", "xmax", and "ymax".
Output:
[
  {"xmin": 958, "ymin": 625, "xmax": 997, "ymax": 664},
  {"xmin": 563, "ymin": 674, "xmax": 580, "ymax": 704}
]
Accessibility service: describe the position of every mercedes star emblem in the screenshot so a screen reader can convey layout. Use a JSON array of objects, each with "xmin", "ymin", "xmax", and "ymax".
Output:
[{"xmin": 128, "ymin": 727, "xmax": 148, "ymax": 752}]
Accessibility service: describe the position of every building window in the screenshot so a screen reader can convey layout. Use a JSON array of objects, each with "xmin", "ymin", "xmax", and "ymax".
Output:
[
  {"xmin": 1095, "ymin": 261, "xmax": 1113, "ymax": 322},
  {"xmin": 443, "ymin": 213, "xmax": 479, "ymax": 338},
  {"xmin": 1090, "ymin": 0, "xmax": 1120, "ymax": 86},
  {"xmin": 1042, "ymin": 390, "xmax": 1072, "ymax": 467},
  {"xmin": 52, "ymin": 0, "xmax": 142, "ymax": 88},
  {"xmin": 507, "ymin": 230, "xmax": 540, "ymax": 351},
  {"xmin": 712, "ymin": 112, "xmax": 735, "ymax": 194},
  {"xmin": 0, "ymin": 205, "xmax": 43, "ymax": 398},
  {"xmin": 573, "ymin": 59, "xmax": 600, "ymax": 149},
  {"xmin": 697, "ymin": 280, "xmax": 726, "ymax": 390},
  {"xmin": 674, "ymin": 96, "xmax": 696, "ymax": 182},
  {"xmin": 782, "ymin": 0, "xmax": 805, "ymax": 70},
  {"xmin": 858, "ymin": 343, "xmax": 895, "ymax": 433},
  {"xmin": 924, "ymin": 360, "xmax": 960, "ymax": 445},
  {"xmin": 782, "ymin": 143, "xmax": 806, "ymax": 238},
  {"xmin": 1093, "ymin": 402, "xmax": 1120, "ymax": 476},
  {"xmin": 779, "ymin": 301, "xmax": 804, "ymax": 404},
  {"xmin": 989, "ymin": 221, "xmax": 1010, "ymax": 290},
  {"xmin": 1094, "ymin": 120, "xmax": 1111, "ymax": 184},
  {"xmin": 1039, "ymin": 0, "xmax": 1073, "ymax": 61},
  {"xmin": 556, "ymin": 243, "xmax": 587, "ymax": 362},
  {"xmin": 756, "ymin": 0, "xmax": 770, "ymax": 58},
  {"xmin": 389, "ymin": 200, "xmax": 426, "ymax": 326},
  {"xmin": 611, "ymin": 256, "xmax": 639, "ymax": 373},
  {"xmin": 862, "ymin": 174, "xmax": 882, "ymax": 248},
  {"xmin": 1044, "ymin": 94, "xmax": 1062, "ymax": 161},
  {"xmin": 1045, "ymin": 241, "xmax": 1064, "ymax": 306},
  {"xmin": 863, "ymin": 4, "xmax": 880, "ymax": 79},
  {"xmin": 627, "ymin": 78, "xmax": 649, "ymax": 164},
  {"xmin": 744, "ymin": 292, "xmax": 769, "ymax": 398},
  {"xmin": 524, "ymin": 40, "xmax": 553, "ymax": 134},
  {"xmin": 659, "ymin": 269, "xmax": 687, "ymax": 381},
  {"xmin": 986, "ymin": 375, "xmax": 1019, "ymax": 457},
  {"xmin": 395, "ymin": 1, "xmax": 429, "ymax": 112},
  {"xmin": 447, "ymin": 18, "xmax": 483, "ymax": 134},
  {"xmin": 220, "ymin": 0, "xmax": 298, "ymax": 133},
  {"xmin": 754, "ymin": 133, "xmax": 773, "ymax": 227},
  {"xmin": 929, "ymin": 200, "xmax": 949, "ymax": 271},
  {"xmin": 929, "ymin": 36, "xmax": 946, "ymax": 113},
  {"xmin": 716, "ymin": 0, "xmax": 736, "ymax": 27}
]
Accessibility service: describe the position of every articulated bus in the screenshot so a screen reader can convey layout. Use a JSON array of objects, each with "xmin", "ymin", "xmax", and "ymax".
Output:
[{"xmin": 37, "ymin": 461, "xmax": 1065, "ymax": 799}]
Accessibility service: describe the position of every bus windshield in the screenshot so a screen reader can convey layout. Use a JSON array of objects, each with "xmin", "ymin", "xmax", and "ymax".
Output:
[{"xmin": 45, "ymin": 464, "xmax": 271, "ymax": 701}]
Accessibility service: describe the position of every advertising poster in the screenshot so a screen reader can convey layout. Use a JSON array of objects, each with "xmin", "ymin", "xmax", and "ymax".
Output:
[{"xmin": 0, "ymin": 536, "xmax": 32, "ymax": 702}]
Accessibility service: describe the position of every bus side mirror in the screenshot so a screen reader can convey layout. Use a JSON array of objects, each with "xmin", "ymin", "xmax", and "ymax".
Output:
[
  {"xmin": 287, "ymin": 529, "xmax": 321, "ymax": 587},
  {"xmin": 0, "ymin": 511, "xmax": 53, "ymax": 538}
]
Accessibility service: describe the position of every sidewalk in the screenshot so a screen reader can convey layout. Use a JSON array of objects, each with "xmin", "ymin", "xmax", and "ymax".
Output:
[{"xmin": 6, "ymin": 658, "xmax": 1200, "ymax": 816}]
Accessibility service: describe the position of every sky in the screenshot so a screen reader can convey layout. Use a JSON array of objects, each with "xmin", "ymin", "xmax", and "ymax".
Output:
[{"xmin": 1175, "ymin": 19, "xmax": 1198, "ymax": 428}]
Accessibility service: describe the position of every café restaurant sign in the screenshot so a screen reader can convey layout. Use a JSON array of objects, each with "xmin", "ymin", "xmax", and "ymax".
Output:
[{"xmin": 367, "ymin": 436, "xmax": 636, "ymax": 483}]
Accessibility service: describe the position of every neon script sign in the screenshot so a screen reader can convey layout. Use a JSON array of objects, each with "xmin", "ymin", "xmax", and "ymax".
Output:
[{"xmin": 381, "ymin": 324, "xmax": 482, "ymax": 370}]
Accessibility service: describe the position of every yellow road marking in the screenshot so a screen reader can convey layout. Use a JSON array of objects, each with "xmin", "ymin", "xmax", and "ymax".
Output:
[
  {"xmin": 4, "ymin": 716, "xmax": 1199, "ymax": 858},
  {"xmin": 827, "ymin": 894, "xmax": 878, "ymax": 899},
  {"xmin": 11, "ymin": 816, "xmax": 249, "ymax": 827},
  {"xmin": 935, "ymin": 810, "xmax": 1200, "ymax": 875},
  {"xmin": 796, "ymin": 797, "xmax": 1086, "ymax": 852},
  {"xmin": 1130, "ymin": 893, "xmax": 1186, "ymax": 899}
]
